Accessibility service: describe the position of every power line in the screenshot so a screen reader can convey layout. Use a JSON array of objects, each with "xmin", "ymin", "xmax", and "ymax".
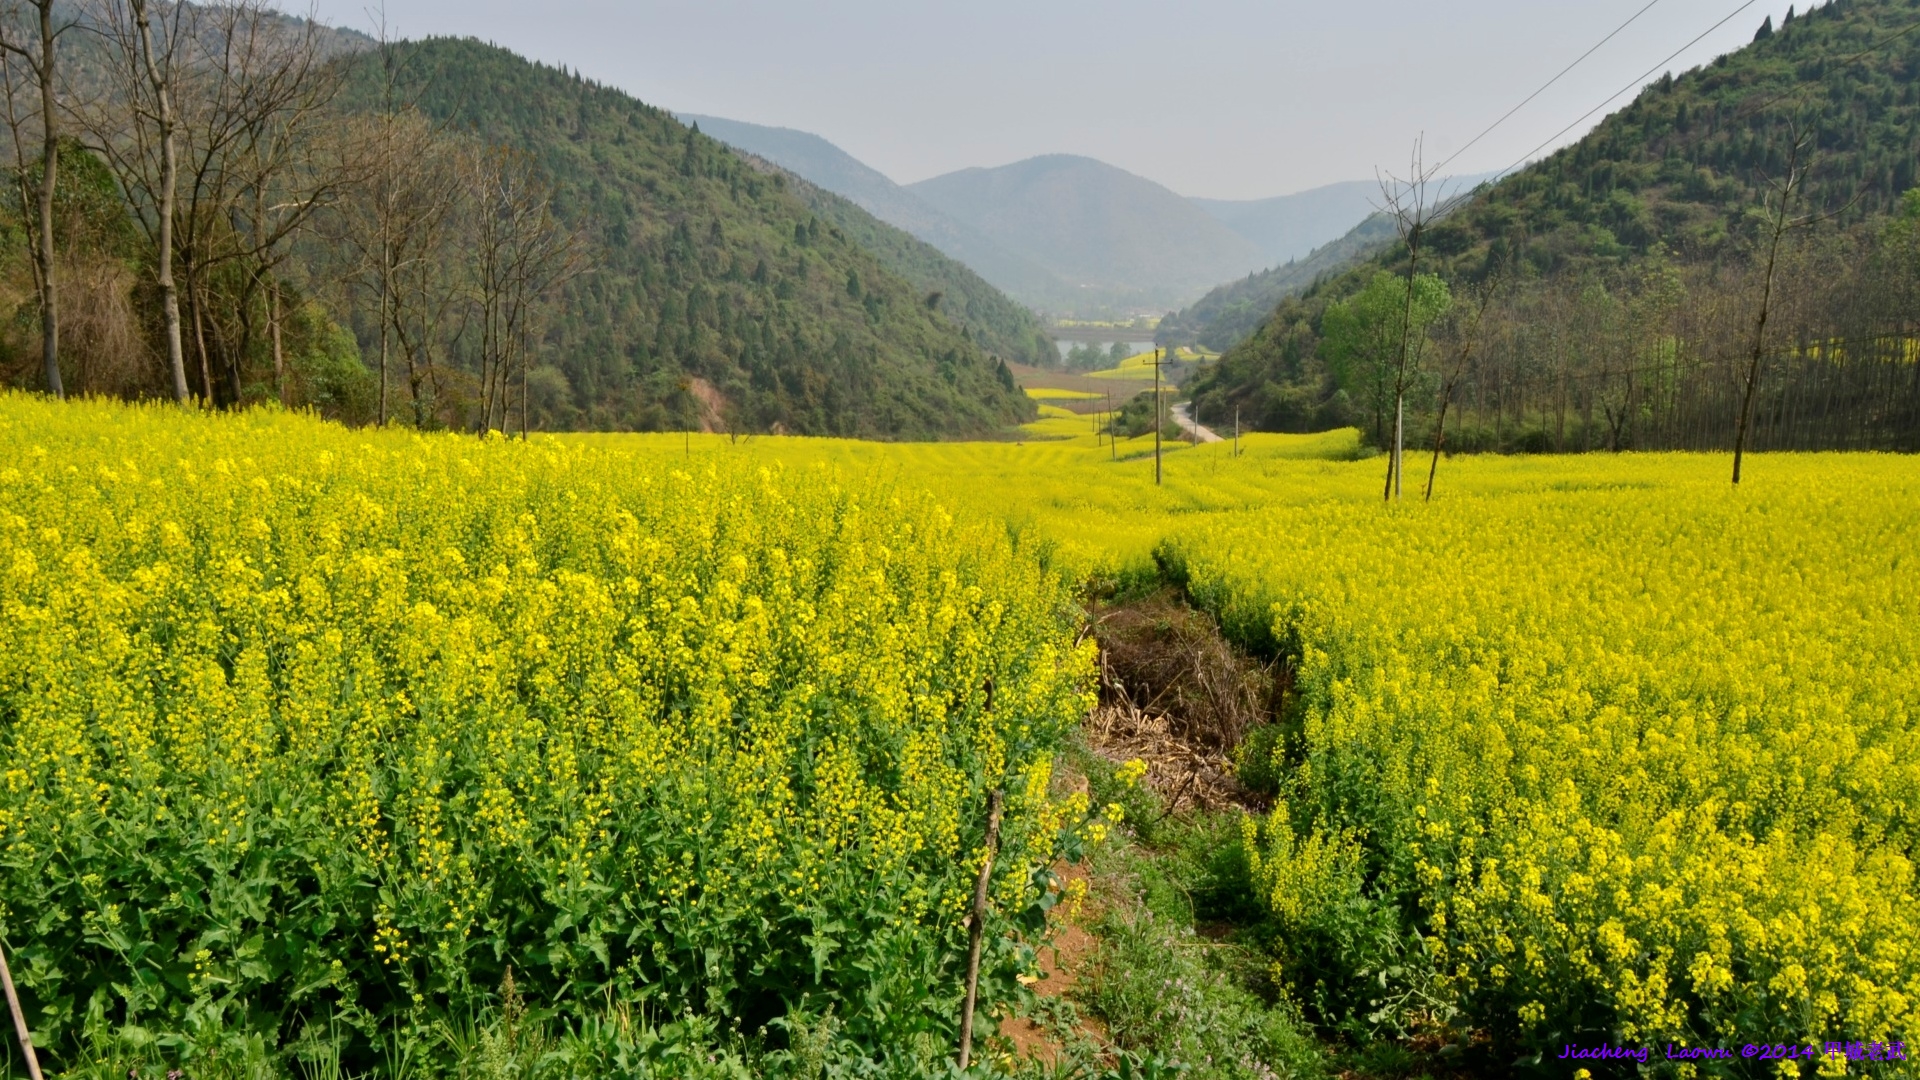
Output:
[
  {"xmin": 1435, "ymin": 0, "xmax": 1669, "ymax": 176},
  {"xmin": 1499, "ymin": 0, "xmax": 1763, "ymax": 177}
]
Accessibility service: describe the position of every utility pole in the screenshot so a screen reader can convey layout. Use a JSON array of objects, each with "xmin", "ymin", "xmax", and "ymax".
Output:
[
  {"xmin": 1107, "ymin": 391, "xmax": 1115, "ymax": 461},
  {"xmin": 1153, "ymin": 348, "xmax": 1162, "ymax": 485}
]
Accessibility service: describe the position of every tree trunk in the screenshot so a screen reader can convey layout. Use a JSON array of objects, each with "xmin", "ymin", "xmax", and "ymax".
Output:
[
  {"xmin": 134, "ymin": 0, "xmax": 187, "ymax": 403},
  {"xmin": 33, "ymin": 0, "xmax": 58, "ymax": 398},
  {"xmin": 1394, "ymin": 394, "xmax": 1403, "ymax": 499},
  {"xmin": 190, "ymin": 277, "xmax": 213, "ymax": 403},
  {"xmin": 377, "ymin": 273, "xmax": 390, "ymax": 425},
  {"xmin": 1153, "ymin": 349, "xmax": 1162, "ymax": 485},
  {"xmin": 1424, "ymin": 383, "xmax": 1452, "ymax": 501},
  {"xmin": 1735, "ymin": 153, "xmax": 1800, "ymax": 485},
  {"xmin": 271, "ymin": 280, "xmax": 285, "ymax": 405},
  {"xmin": 229, "ymin": 274, "xmax": 253, "ymax": 406}
]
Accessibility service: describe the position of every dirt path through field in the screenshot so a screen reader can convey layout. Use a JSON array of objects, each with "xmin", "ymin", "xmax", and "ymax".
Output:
[{"xmin": 1170, "ymin": 401, "xmax": 1222, "ymax": 443}]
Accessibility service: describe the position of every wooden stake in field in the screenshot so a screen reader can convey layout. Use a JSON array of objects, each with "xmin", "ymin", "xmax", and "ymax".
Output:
[
  {"xmin": 957, "ymin": 788, "xmax": 1004, "ymax": 1070},
  {"xmin": 0, "ymin": 941, "xmax": 44, "ymax": 1080},
  {"xmin": 1107, "ymin": 391, "xmax": 1116, "ymax": 461}
]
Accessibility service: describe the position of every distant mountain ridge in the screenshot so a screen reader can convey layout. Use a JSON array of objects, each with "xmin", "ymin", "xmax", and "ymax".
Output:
[
  {"xmin": 1191, "ymin": 172, "xmax": 1503, "ymax": 268},
  {"xmin": 679, "ymin": 116, "xmax": 1463, "ymax": 323},
  {"xmin": 741, "ymin": 157, "xmax": 1058, "ymax": 367},
  {"xmin": 1189, "ymin": 181, "xmax": 1382, "ymax": 267},
  {"xmin": 680, "ymin": 115, "xmax": 1074, "ymax": 311},
  {"xmin": 907, "ymin": 154, "xmax": 1268, "ymax": 315}
]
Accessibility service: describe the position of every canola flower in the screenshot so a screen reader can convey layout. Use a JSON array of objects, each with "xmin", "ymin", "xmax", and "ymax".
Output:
[
  {"xmin": 1164, "ymin": 454, "xmax": 1920, "ymax": 1046},
  {"xmin": 572, "ymin": 422, "xmax": 1920, "ymax": 1050},
  {"xmin": 0, "ymin": 395, "xmax": 1096, "ymax": 1064}
]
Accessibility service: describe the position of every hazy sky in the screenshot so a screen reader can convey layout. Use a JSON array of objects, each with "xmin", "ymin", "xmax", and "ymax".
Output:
[{"xmin": 306, "ymin": 0, "xmax": 1798, "ymax": 200}]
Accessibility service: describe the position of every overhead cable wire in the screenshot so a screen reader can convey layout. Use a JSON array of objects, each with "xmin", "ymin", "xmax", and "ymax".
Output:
[
  {"xmin": 1435, "ymin": 0, "xmax": 1668, "ymax": 175},
  {"xmin": 1498, "ymin": 0, "xmax": 1763, "ymax": 176}
]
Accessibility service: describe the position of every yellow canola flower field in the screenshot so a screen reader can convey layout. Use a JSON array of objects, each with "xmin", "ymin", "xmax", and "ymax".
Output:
[
  {"xmin": 641, "ymin": 417, "xmax": 1920, "ymax": 1047},
  {"xmin": 565, "ymin": 423, "xmax": 1363, "ymax": 576},
  {"xmin": 1020, "ymin": 387, "xmax": 1104, "ymax": 401},
  {"xmin": 0, "ymin": 395, "xmax": 1095, "ymax": 1062},
  {"xmin": 1161, "ymin": 454, "xmax": 1920, "ymax": 1045},
  {"xmin": 5, "ymin": 387, "xmax": 1914, "ymax": 1061}
]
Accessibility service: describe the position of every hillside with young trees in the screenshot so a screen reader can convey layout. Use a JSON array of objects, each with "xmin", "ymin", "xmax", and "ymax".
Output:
[
  {"xmin": 730, "ymin": 152, "xmax": 1058, "ymax": 369},
  {"xmin": 337, "ymin": 39, "xmax": 1034, "ymax": 436},
  {"xmin": 1188, "ymin": 0, "xmax": 1920, "ymax": 453},
  {"xmin": 0, "ymin": 16, "xmax": 1033, "ymax": 438}
]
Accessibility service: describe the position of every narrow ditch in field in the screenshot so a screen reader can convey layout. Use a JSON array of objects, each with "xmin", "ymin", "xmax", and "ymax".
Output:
[
  {"xmin": 994, "ymin": 585, "xmax": 1318, "ymax": 1075},
  {"xmin": 1014, "ymin": 584, "xmax": 1472, "ymax": 1080}
]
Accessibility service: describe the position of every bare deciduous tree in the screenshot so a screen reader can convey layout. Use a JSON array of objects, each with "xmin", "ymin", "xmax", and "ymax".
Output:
[
  {"xmin": 82, "ymin": 0, "xmax": 350, "ymax": 406},
  {"xmin": 0, "ymin": 0, "xmax": 70, "ymax": 397},
  {"xmin": 363, "ymin": 114, "xmax": 466, "ymax": 426},
  {"xmin": 78, "ymin": 0, "xmax": 191, "ymax": 401},
  {"xmin": 1377, "ymin": 138, "xmax": 1439, "ymax": 501},
  {"xmin": 189, "ymin": 1, "xmax": 352, "ymax": 406},
  {"xmin": 468, "ymin": 147, "xmax": 586, "ymax": 438},
  {"xmin": 1424, "ymin": 277, "xmax": 1496, "ymax": 501}
]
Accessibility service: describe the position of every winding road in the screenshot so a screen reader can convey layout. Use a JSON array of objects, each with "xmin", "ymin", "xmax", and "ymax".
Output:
[{"xmin": 1169, "ymin": 401, "xmax": 1223, "ymax": 444}]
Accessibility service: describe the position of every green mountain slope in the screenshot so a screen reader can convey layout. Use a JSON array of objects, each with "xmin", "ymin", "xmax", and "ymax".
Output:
[
  {"xmin": 908, "ymin": 155, "xmax": 1268, "ymax": 315},
  {"xmin": 349, "ymin": 39, "xmax": 1031, "ymax": 437},
  {"xmin": 1155, "ymin": 213, "xmax": 1397, "ymax": 351},
  {"xmin": 756, "ymin": 163, "xmax": 1057, "ymax": 367},
  {"xmin": 680, "ymin": 114, "xmax": 1075, "ymax": 311},
  {"xmin": 1189, "ymin": 0, "xmax": 1920, "ymax": 439}
]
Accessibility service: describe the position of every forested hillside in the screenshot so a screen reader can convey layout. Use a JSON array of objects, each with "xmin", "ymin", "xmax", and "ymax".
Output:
[
  {"xmin": 1190, "ymin": 0, "xmax": 1920, "ymax": 452},
  {"xmin": 736, "ymin": 156, "xmax": 1057, "ymax": 368},
  {"xmin": 0, "ymin": 23, "xmax": 1033, "ymax": 439},
  {"xmin": 346, "ymin": 39, "xmax": 1030, "ymax": 436}
]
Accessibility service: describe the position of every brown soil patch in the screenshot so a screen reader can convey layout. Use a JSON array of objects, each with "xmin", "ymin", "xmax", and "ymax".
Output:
[
  {"xmin": 1008, "ymin": 361, "xmax": 1166, "ymax": 410},
  {"xmin": 999, "ymin": 594, "xmax": 1277, "ymax": 1064},
  {"xmin": 998, "ymin": 860, "xmax": 1107, "ymax": 1067},
  {"xmin": 685, "ymin": 377, "xmax": 727, "ymax": 432}
]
